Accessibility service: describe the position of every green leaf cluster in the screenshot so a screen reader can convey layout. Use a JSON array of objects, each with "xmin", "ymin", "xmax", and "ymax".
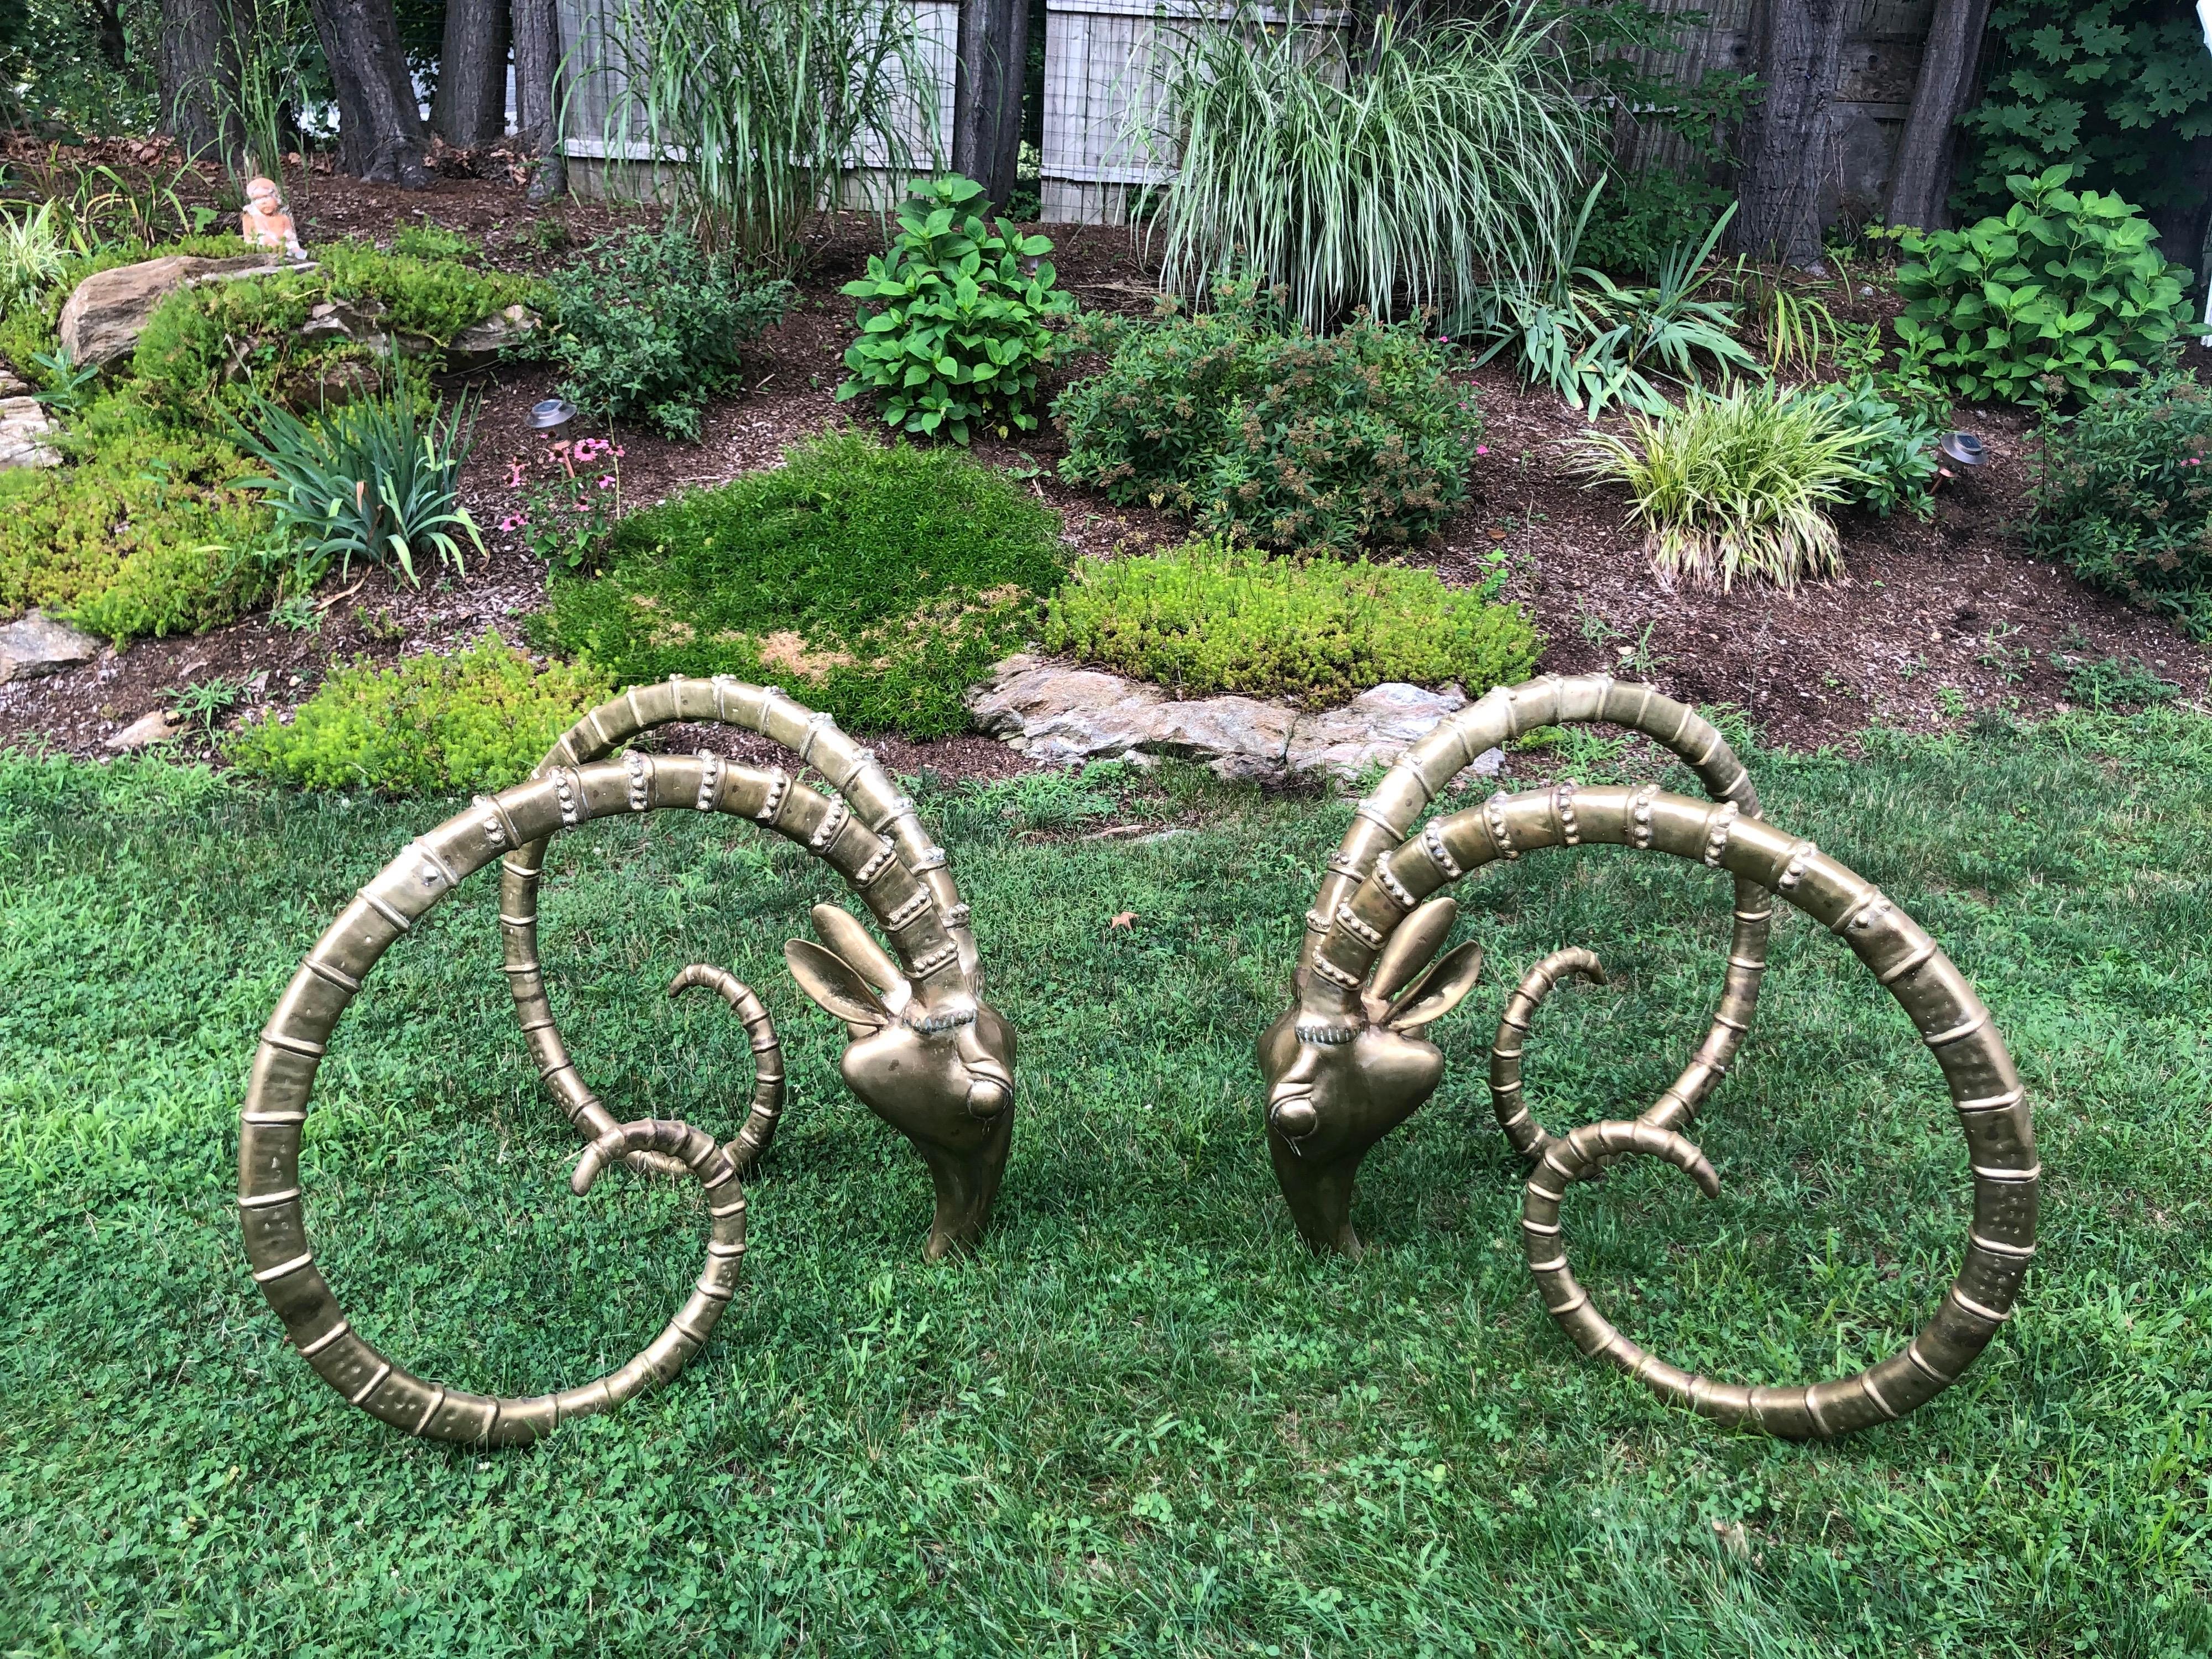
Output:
[
  {"xmin": 1894, "ymin": 167, "xmax": 2190, "ymax": 406},
  {"xmin": 2025, "ymin": 367, "xmax": 2212, "ymax": 639},
  {"xmin": 226, "ymin": 634, "xmax": 615, "ymax": 795},
  {"xmin": 1042, "ymin": 536, "xmax": 1539, "ymax": 706},
  {"xmin": 539, "ymin": 229, "xmax": 793, "ymax": 442},
  {"xmin": 1056, "ymin": 275, "xmax": 1481, "ymax": 557},
  {"xmin": 534, "ymin": 431, "xmax": 1066, "ymax": 737},
  {"xmin": 1958, "ymin": 1, "xmax": 2212, "ymax": 223},
  {"xmin": 0, "ymin": 388, "xmax": 271, "ymax": 644},
  {"xmin": 836, "ymin": 174, "xmax": 1072, "ymax": 444}
]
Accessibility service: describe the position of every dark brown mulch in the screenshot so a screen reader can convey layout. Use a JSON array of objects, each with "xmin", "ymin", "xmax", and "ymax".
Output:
[{"xmin": 1, "ymin": 168, "xmax": 2205, "ymax": 778}]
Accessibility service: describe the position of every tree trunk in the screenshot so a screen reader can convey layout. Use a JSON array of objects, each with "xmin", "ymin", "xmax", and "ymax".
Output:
[
  {"xmin": 511, "ymin": 0, "xmax": 566, "ymax": 203},
  {"xmin": 1882, "ymin": 0, "xmax": 1991, "ymax": 231},
  {"xmin": 952, "ymin": 0, "xmax": 1027, "ymax": 210},
  {"xmin": 307, "ymin": 0, "xmax": 430, "ymax": 185},
  {"xmin": 434, "ymin": 0, "xmax": 509, "ymax": 148},
  {"xmin": 1730, "ymin": 0, "xmax": 1851, "ymax": 266},
  {"xmin": 157, "ymin": 0, "xmax": 242, "ymax": 163},
  {"xmin": 90, "ymin": 0, "xmax": 128, "ymax": 70}
]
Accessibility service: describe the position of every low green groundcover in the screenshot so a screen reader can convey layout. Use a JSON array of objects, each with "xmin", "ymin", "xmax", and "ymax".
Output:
[
  {"xmin": 1044, "ymin": 536, "xmax": 1540, "ymax": 705},
  {"xmin": 535, "ymin": 432, "xmax": 1066, "ymax": 737},
  {"xmin": 227, "ymin": 635, "xmax": 613, "ymax": 794}
]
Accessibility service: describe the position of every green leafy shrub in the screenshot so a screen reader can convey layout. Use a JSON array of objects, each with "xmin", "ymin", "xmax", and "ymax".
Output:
[
  {"xmin": 227, "ymin": 635, "xmax": 615, "ymax": 795},
  {"xmin": 1573, "ymin": 166, "xmax": 1731, "ymax": 282},
  {"xmin": 1811, "ymin": 377, "xmax": 1941, "ymax": 520},
  {"xmin": 535, "ymin": 432, "xmax": 1065, "ymax": 737},
  {"xmin": 836, "ymin": 174, "xmax": 1072, "ymax": 444},
  {"xmin": 539, "ymin": 230, "xmax": 792, "ymax": 441},
  {"xmin": 1042, "ymin": 536, "xmax": 1539, "ymax": 705},
  {"xmin": 1576, "ymin": 380, "xmax": 1869, "ymax": 589},
  {"xmin": 1958, "ymin": 2, "xmax": 2212, "ymax": 225},
  {"xmin": 231, "ymin": 368, "xmax": 482, "ymax": 588},
  {"xmin": 2025, "ymin": 368, "xmax": 2212, "ymax": 638},
  {"xmin": 1894, "ymin": 168, "xmax": 2191, "ymax": 406},
  {"xmin": 1056, "ymin": 276, "xmax": 1481, "ymax": 556},
  {"xmin": 132, "ymin": 243, "xmax": 535, "ymax": 422},
  {"xmin": 389, "ymin": 223, "xmax": 482, "ymax": 263},
  {"xmin": 0, "ymin": 389, "xmax": 272, "ymax": 643}
]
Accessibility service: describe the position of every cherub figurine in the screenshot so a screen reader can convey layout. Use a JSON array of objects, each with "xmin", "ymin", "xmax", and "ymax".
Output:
[{"xmin": 240, "ymin": 175, "xmax": 306, "ymax": 261}]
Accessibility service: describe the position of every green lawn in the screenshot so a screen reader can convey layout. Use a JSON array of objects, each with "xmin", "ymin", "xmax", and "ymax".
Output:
[{"xmin": 1, "ymin": 713, "xmax": 2206, "ymax": 1655}]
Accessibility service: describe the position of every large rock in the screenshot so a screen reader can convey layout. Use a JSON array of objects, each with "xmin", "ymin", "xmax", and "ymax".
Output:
[
  {"xmin": 445, "ymin": 304, "xmax": 539, "ymax": 371},
  {"xmin": 0, "ymin": 610, "xmax": 99, "ymax": 682},
  {"xmin": 0, "ymin": 398, "xmax": 59, "ymax": 469},
  {"xmin": 967, "ymin": 655, "xmax": 1505, "ymax": 784},
  {"xmin": 103, "ymin": 708, "xmax": 184, "ymax": 750},
  {"xmin": 56, "ymin": 254, "xmax": 293, "ymax": 368}
]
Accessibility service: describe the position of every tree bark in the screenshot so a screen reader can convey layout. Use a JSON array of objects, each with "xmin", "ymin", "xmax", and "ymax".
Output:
[
  {"xmin": 511, "ymin": 0, "xmax": 565, "ymax": 202},
  {"xmin": 1730, "ymin": 0, "xmax": 1852, "ymax": 266},
  {"xmin": 952, "ymin": 0, "xmax": 1027, "ymax": 210},
  {"xmin": 157, "ymin": 0, "xmax": 242, "ymax": 163},
  {"xmin": 434, "ymin": 0, "xmax": 509, "ymax": 148},
  {"xmin": 307, "ymin": 0, "xmax": 430, "ymax": 185},
  {"xmin": 1882, "ymin": 0, "xmax": 1991, "ymax": 231}
]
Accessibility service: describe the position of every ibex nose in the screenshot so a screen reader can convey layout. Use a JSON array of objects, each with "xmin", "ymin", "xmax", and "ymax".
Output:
[{"xmin": 1269, "ymin": 1088, "xmax": 1318, "ymax": 1140}]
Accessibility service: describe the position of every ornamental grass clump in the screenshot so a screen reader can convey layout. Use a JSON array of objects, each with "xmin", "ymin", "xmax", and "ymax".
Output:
[
  {"xmin": 1577, "ymin": 382, "xmax": 1868, "ymax": 589},
  {"xmin": 1043, "ymin": 536, "xmax": 1540, "ymax": 706},
  {"xmin": 1055, "ymin": 275, "xmax": 1481, "ymax": 557},
  {"xmin": 1152, "ymin": 8, "xmax": 1583, "ymax": 331}
]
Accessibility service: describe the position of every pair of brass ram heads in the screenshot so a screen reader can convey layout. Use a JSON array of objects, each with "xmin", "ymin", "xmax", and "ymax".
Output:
[{"xmin": 241, "ymin": 673, "xmax": 2037, "ymax": 1446}]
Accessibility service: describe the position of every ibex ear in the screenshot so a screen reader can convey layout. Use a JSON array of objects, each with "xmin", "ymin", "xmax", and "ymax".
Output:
[
  {"xmin": 1384, "ymin": 940, "xmax": 1485, "ymax": 1032},
  {"xmin": 1365, "ymin": 896, "xmax": 1459, "ymax": 1021},
  {"xmin": 785, "ymin": 938, "xmax": 892, "ymax": 1030},
  {"xmin": 810, "ymin": 902, "xmax": 913, "ymax": 1016}
]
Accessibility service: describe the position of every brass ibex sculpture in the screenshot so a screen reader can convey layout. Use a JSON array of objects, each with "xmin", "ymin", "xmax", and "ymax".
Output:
[
  {"xmin": 1262, "ymin": 674, "xmax": 2038, "ymax": 1438},
  {"xmin": 242, "ymin": 673, "xmax": 2034, "ymax": 1446},
  {"xmin": 240, "ymin": 678, "xmax": 1013, "ymax": 1444}
]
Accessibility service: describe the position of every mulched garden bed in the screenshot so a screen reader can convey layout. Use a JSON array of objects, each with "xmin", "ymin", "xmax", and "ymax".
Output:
[{"xmin": 1, "ymin": 167, "xmax": 2205, "ymax": 775}]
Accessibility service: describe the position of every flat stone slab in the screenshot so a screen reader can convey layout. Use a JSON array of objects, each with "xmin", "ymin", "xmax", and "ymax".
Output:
[
  {"xmin": 967, "ymin": 655, "xmax": 1506, "ymax": 785},
  {"xmin": 104, "ymin": 709, "xmax": 185, "ymax": 750},
  {"xmin": 0, "ymin": 397, "xmax": 60, "ymax": 469},
  {"xmin": 0, "ymin": 610, "xmax": 99, "ymax": 682},
  {"xmin": 58, "ymin": 254, "xmax": 296, "ymax": 368}
]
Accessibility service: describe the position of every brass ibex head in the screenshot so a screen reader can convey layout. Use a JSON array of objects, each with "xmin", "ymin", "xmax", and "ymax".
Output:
[
  {"xmin": 1259, "ymin": 895, "xmax": 1484, "ymax": 1255},
  {"xmin": 787, "ymin": 902, "xmax": 1016, "ymax": 1260}
]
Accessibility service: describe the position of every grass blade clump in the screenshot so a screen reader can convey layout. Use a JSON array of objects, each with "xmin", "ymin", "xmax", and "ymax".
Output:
[
  {"xmin": 1152, "ymin": 8, "xmax": 1585, "ymax": 331},
  {"xmin": 1576, "ymin": 382, "xmax": 1867, "ymax": 588},
  {"xmin": 1044, "ymin": 536, "xmax": 1540, "ymax": 705},
  {"xmin": 599, "ymin": 0, "xmax": 933, "ymax": 272},
  {"xmin": 232, "ymin": 367, "xmax": 483, "ymax": 588},
  {"xmin": 535, "ymin": 431, "xmax": 1065, "ymax": 736}
]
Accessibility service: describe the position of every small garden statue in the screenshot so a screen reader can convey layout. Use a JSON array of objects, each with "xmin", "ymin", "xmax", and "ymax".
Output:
[{"xmin": 240, "ymin": 176, "xmax": 307, "ymax": 262}]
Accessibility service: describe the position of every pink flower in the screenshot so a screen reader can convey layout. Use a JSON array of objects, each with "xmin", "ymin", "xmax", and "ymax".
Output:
[
  {"xmin": 504, "ymin": 460, "xmax": 525, "ymax": 488},
  {"xmin": 1475, "ymin": 445, "xmax": 1489, "ymax": 456},
  {"xmin": 612, "ymin": 447, "xmax": 625, "ymax": 458},
  {"xmin": 573, "ymin": 498, "xmax": 592, "ymax": 512},
  {"xmin": 498, "ymin": 513, "xmax": 524, "ymax": 531},
  {"xmin": 597, "ymin": 474, "xmax": 615, "ymax": 490}
]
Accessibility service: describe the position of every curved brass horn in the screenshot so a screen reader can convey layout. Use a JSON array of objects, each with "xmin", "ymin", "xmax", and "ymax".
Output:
[
  {"xmin": 241, "ymin": 757, "xmax": 764, "ymax": 1441},
  {"xmin": 497, "ymin": 679, "xmax": 1016, "ymax": 1258}
]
